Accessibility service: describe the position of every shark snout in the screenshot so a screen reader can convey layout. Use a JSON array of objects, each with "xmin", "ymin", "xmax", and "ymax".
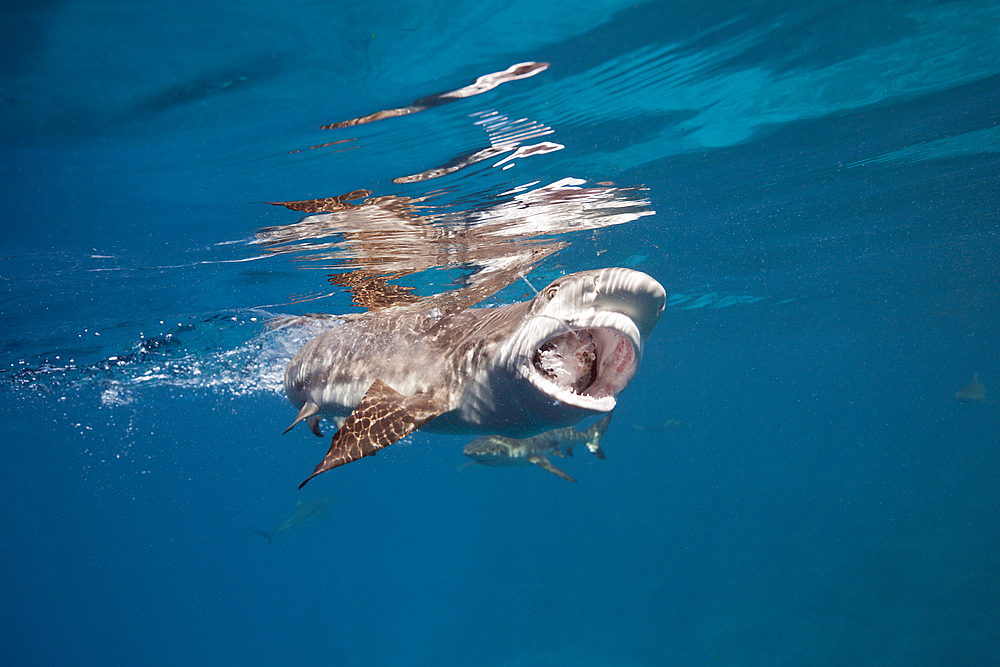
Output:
[
  {"xmin": 590, "ymin": 268, "xmax": 666, "ymax": 342},
  {"xmin": 534, "ymin": 267, "xmax": 666, "ymax": 344}
]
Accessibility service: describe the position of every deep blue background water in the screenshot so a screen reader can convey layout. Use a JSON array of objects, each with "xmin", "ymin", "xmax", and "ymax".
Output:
[{"xmin": 2, "ymin": 1, "xmax": 998, "ymax": 666}]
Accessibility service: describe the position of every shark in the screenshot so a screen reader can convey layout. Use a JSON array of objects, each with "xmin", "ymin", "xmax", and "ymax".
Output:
[
  {"xmin": 283, "ymin": 267, "xmax": 666, "ymax": 487},
  {"xmin": 462, "ymin": 412, "xmax": 613, "ymax": 482},
  {"xmin": 955, "ymin": 373, "xmax": 991, "ymax": 404},
  {"xmin": 252, "ymin": 494, "xmax": 338, "ymax": 542}
]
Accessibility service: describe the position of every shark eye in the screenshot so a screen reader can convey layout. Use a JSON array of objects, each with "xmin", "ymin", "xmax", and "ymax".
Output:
[{"xmin": 545, "ymin": 286, "xmax": 559, "ymax": 299}]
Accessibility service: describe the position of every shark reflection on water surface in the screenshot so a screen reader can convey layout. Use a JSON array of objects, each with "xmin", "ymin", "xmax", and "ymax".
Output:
[{"xmin": 258, "ymin": 177, "xmax": 654, "ymax": 310}]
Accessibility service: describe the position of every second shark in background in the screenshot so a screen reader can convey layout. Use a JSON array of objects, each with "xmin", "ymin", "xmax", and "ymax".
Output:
[{"xmin": 462, "ymin": 413, "xmax": 613, "ymax": 482}]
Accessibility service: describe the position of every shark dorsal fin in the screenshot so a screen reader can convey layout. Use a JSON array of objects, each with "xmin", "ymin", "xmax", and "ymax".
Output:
[{"xmin": 299, "ymin": 380, "xmax": 442, "ymax": 488}]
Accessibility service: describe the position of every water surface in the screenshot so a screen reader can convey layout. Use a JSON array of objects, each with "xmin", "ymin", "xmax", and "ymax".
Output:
[{"xmin": 2, "ymin": 1, "xmax": 998, "ymax": 666}]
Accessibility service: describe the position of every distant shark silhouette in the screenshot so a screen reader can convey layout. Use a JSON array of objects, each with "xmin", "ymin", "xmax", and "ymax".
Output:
[
  {"xmin": 252, "ymin": 495, "xmax": 338, "ymax": 542},
  {"xmin": 462, "ymin": 413, "xmax": 613, "ymax": 482},
  {"xmin": 631, "ymin": 417, "xmax": 688, "ymax": 432},
  {"xmin": 955, "ymin": 373, "xmax": 992, "ymax": 404}
]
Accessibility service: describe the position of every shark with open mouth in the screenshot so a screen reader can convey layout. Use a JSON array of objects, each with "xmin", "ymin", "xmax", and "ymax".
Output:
[{"xmin": 284, "ymin": 267, "xmax": 665, "ymax": 487}]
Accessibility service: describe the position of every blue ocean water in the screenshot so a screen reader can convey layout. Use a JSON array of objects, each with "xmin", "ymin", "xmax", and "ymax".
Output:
[{"xmin": 2, "ymin": 1, "xmax": 998, "ymax": 665}]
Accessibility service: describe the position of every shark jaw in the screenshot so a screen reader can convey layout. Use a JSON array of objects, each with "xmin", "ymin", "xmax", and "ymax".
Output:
[
  {"xmin": 493, "ymin": 267, "xmax": 664, "ymax": 427},
  {"xmin": 524, "ymin": 314, "xmax": 641, "ymax": 414}
]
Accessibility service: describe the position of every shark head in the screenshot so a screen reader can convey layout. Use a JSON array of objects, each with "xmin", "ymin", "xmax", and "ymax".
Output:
[{"xmin": 489, "ymin": 268, "xmax": 666, "ymax": 427}]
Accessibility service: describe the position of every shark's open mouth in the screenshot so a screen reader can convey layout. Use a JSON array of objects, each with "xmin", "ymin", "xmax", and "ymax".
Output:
[
  {"xmin": 532, "ymin": 328, "xmax": 636, "ymax": 401},
  {"xmin": 534, "ymin": 330, "xmax": 598, "ymax": 393}
]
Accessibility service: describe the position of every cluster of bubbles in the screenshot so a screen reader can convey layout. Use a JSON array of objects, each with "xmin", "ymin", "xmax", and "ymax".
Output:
[
  {"xmin": 1, "ymin": 285, "xmax": 776, "ymax": 406},
  {"xmin": 1, "ymin": 310, "xmax": 336, "ymax": 406}
]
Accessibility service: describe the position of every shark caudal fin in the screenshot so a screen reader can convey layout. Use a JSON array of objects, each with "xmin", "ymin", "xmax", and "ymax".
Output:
[
  {"xmin": 586, "ymin": 412, "xmax": 613, "ymax": 459},
  {"xmin": 298, "ymin": 379, "xmax": 443, "ymax": 488},
  {"xmin": 566, "ymin": 412, "xmax": 613, "ymax": 459}
]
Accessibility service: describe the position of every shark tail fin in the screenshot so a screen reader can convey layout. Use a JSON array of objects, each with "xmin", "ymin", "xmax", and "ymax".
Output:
[{"xmin": 582, "ymin": 411, "xmax": 612, "ymax": 460}]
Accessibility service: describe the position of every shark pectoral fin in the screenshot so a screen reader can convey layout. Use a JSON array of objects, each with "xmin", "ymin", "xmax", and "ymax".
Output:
[
  {"xmin": 527, "ymin": 455, "xmax": 576, "ymax": 483},
  {"xmin": 283, "ymin": 402, "xmax": 321, "ymax": 435},
  {"xmin": 298, "ymin": 379, "xmax": 442, "ymax": 488}
]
